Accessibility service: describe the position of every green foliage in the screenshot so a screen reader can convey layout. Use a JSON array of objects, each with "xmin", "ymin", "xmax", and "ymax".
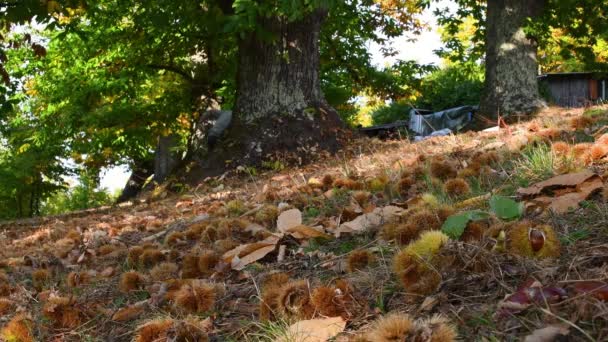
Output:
[
  {"xmin": 489, "ymin": 195, "xmax": 523, "ymax": 221},
  {"xmin": 371, "ymin": 101, "xmax": 411, "ymax": 125},
  {"xmin": 41, "ymin": 173, "xmax": 116, "ymax": 215},
  {"xmin": 441, "ymin": 210, "xmax": 490, "ymax": 239},
  {"xmin": 415, "ymin": 62, "xmax": 484, "ymax": 111}
]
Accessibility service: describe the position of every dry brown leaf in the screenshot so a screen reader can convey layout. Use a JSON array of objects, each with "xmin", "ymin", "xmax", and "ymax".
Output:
[
  {"xmin": 222, "ymin": 235, "xmax": 281, "ymax": 270},
  {"xmin": 517, "ymin": 170, "xmax": 596, "ymax": 197},
  {"xmin": 111, "ymin": 304, "xmax": 146, "ymax": 321},
  {"xmin": 523, "ymin": 324, "xmax": 569, "ymax": 342},
  {"xmin": 277, "ymin": 209, "xmax": 303, "ymax": 233},
  {"xmin": 335, "ymin": 206, "xmax": 403, "ymax": 236},
  {"xmin": 287, "ymin": 225, "xmax": 331, "ymax": 239},
  {"xmin": 529, "ymin": 176, "xmax": 603, "ymax": 214},
  {"xmin": 280, "ymin": 316, "xmax": 346, "ymax": 342}
]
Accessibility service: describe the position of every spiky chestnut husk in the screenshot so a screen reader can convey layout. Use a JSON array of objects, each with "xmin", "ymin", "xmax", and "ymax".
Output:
[
  {"xmin": 182, "ymin": 253, "xmax": 201, "ymax": 279},
  {"xmin": 458, "ymin": 167, "xmax": 479, "ymax": 178},
  {"xmin": 0, "ymin": 298, "xmax": 14, "ymax": 316},
  {"xmin": 52, "ymin": 238, "xmax": 76, "ymax": 258},
  {"xmin": 589, "ymin": 144, "xmax": 608, "ymax": 161},
  {"xmin": 353, "ymin": 191, "xmax": 372, "ymax": 206},
  {"xmin": 322, "ymin": 174, "xmax": 335, "ymax": 190},
  {"xmin": 97, "ymin": 244, "xmax": 117, "ymax": 256},
  {"xmin": 346, "ymin": 250, "xmax": 375, "ymax": 272},
  {"xmin": 572, "ymin": 143, "xmax": 593, "ymax": 159},
  {"xmin": 65, "ymin": 230, "xmax": 82, "ymax": 242},
  {"xmin": 173, "ymin": 317, "xmax": 209, "ymax": 342},
  {"xmin": 150, "ymin": 262, "xmax": 179, "ymax": 282},
  {"xmin": 507, "ymin": 223, "xmax": 560, "ymax": 258},
  {"xmin": 1, "ymin": 314, "xmax": 34, "ymax": 342},
  {"xmin": 214, "ymin": 238, "xmax": 239, "ymax": 253},
  {"xmin": 418, "ymin": 314, "xmax": 458, "ymax": 342},
  {"xmin": 165, "ymin": 231, "xmax": 185, "ymax": 246},
  {"xmin": 254, "ymin": 205, "xmax": 279, "ymax": 226},
  {"xmin": 42, "ymin": 296, "xmax": 82, "ymax": 329},
  {"xmin": 225, "ymin": 199, "xmax": 247, "ymax": 217},
  {"xmin": 197, "ymin": 250, "xmax": 219, "ymax": 276},
  {"xmin": 173, "ymin": 282, "xmax": 216, "ymax": 314},
  {"xmin": 134, "ymin": 319, "xmax": 174, "ymax": 342},
  {"xmin": 409, "ymin": 210, "xmax": 442, "ymax": 231},
  {"xmin": 32, "ymin": 269, "xmax": 51, "ymax": 291},
  {"xmin": 366, "ymin": 313, "xmax": 414, "ymax": 342},
  {"xmin": 392, "ymin": 231, "xmax": 448, "ymax": 295},
  {"xmin": 368, "ymin": 175, "xmax": 389, "ymax": 193},
  {"xmin": 333, "ymin": 178, "xmax": 364, "ymax": 190},
  {"xmin": 552, "ymin": 141, "xmax": 571, "ymax": 155},
  {"xmin": 444, "ymin": 178, "xmax": 470, "ymax": 197},
  {"xmin": 477, "ymin": 151, "xmax": 501, "ymax": 165},
  {"xmin": 430, "ymin": 159, "xmax": 457, "ymax": 180},
  {"xmin": 140, "ymin": 249, "xmax": 165, "ymax": 268},
  {"xmin": 127, "ymin": 246, "xmax": 144, "ymax": 267},
  {"xmin": 66, "ymin": 271, "xmax": 91, "ymax": 288},
  {"xmin": 381, "ymin": 222, "xmax": 419, "ymax": 245},
  {"xmin": 421, "ymin": 193, "xmax": 440, "ymax": 208},
  {"xmin": 119, "ymin": 271, "xmax": 147, "ymax": 293},
  {"xmin": 460, "ymin": 221, "xmax": 488, "ymax": 242},
  {"xmin": 310, "ymin": 286, "xmax": 346, "ymax": 318},
  {"xmin": 112, "ymin": 304, "xmax": 146, "ymax": 322},
  {"xmin": 570, "ymin": 116, "xmax": 594, "ymax": 130},
  {"xmin": 258, "ymin": 273, "xmax": 291, "ymax": 320},
  {"xmin": 277, "ymin": 280, "xmax": 315, "ymax": 319},
  {"xmin": 398, "ymin": 176, "xmax": 416, "ymax": 196}
]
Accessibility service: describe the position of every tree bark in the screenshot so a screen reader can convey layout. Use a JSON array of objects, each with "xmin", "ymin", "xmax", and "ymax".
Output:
[
  {"xmin": 116, "ymin": 158, "xmax": 154, "ymax": 203},
  {"xmin": 480, "ymin": 0, "xmax": 547, "ymax": 117},
  {"xmin": 185, "ymin": 9, "xmax": 344, "ymax": 181},
  {"xmin": 234, "ymin": 11, "xmax": 327, "ymax": 121}
]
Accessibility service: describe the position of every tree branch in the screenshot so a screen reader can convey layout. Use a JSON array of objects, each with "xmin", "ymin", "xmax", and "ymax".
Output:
[{"xmin": 147, "ymin": 64, "xmax": 193, "ymax": 82}]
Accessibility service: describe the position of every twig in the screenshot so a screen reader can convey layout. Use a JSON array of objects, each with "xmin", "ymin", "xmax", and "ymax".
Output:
[{"xmin": 539, "ymin": 308, "xmax": 596, "ymax": 342}]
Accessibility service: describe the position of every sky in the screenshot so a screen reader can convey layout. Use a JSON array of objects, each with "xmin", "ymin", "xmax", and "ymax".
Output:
[{"xmin": 99, "ymin": 1, "xmax": 456, "ymax": 193}]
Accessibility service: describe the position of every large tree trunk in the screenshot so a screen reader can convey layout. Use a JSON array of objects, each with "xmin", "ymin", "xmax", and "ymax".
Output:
[
  {"xmin": 480, "ymin": 0, "xmax": 547, "ymax": 117},
  {"xmin": 185, "ymin": 9, "xmax": 344, "ymax": 181},
  {"xmin": 116, "ymin": 159, "xmax": 154, "ymax": 203}
]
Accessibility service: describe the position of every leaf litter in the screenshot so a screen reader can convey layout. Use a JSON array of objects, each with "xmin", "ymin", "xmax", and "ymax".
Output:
[{"xmin": 1, "ymin": 107, "xmax": 608, "ymax": 341}]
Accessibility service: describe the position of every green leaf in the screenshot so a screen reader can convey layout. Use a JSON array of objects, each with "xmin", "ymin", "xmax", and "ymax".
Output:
[
  {"xmin": 441, "ymin": 210, "xmax": 490, "ymax": 239},
  {"xmin": 489, "ymin": 195, "xmax": 523, "ymax": 221}
]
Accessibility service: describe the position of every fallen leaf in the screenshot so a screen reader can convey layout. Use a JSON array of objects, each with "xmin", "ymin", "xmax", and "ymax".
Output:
[
  {"xmin": 496, "ymin": 279, "xmax": 567, "ymax": 317},
  {"xmin": 419, "ymin": 296, "xmax": 438, "ymax": 312},
  {"xmin": 277, "ymin": 209, "xmax": 303, "ymax": 233},
  {"xmin": 524, "ymin": 325, "xmax": 569, "ymax": 342},
  {"xmin": 521, "ymin": 172, "xmax": 603, "ymax": 214},
  {"xmin": 517, "ymin": 170, "xmax": 596, "ymax": 197},
  {"xmin": 222, "ymin": 235, "xmax": 281, "ymax": 271},
  {"xmin": 112, "ymin": 304, "xmax": 146, "ymax": 321},
  {"xmin": 280, "ymin": 316, "xmax": 346, "ymax": 342},
  {"xmin": 573, "ymin": 281, "xmax": 608, "ymax": 301},
  {"xmin": 335, "ymin": 206, "xmax": 403, "ymax": 236},
  {"xmin": 287, "ymin": 225, "xmax": 332, "ymax": 239}
]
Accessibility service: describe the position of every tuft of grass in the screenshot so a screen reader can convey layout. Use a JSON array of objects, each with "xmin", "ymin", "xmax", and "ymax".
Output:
[
  {"xmin": 513, "ymin": 143, "xmax": 555, "ymax": 186},
  {"xmin": 560, "ymin": 229, "xmax": 591, "ymax": 246},
  {"xmin": 246, "ymin": 319, "xmax": 295, "ymax": 342}
]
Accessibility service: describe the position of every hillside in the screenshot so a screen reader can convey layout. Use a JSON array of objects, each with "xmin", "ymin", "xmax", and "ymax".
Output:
[{"xmin": 1, "ymin": 106, "xmax": 608, "ymax": 341}]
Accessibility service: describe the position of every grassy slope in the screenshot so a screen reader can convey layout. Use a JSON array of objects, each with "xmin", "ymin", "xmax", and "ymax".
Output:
[{"xmin": 1, "ymin": 106, "xmax": 608, "ymax": 341}]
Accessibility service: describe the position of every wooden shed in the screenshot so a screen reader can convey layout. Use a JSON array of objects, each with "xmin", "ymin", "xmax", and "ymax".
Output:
[{"xmin": 538, "ymin": 72, "xmax": 608, "ymax": 108}]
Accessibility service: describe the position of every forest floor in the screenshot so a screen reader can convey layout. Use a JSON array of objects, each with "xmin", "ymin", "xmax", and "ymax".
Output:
[{"xmin": 2, "ymin": 106, "xmax": 608, "ymax": 342}]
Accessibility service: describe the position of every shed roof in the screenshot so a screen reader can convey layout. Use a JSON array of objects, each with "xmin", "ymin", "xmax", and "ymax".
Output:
[{"xmin": 538, "ymin": 72, "xmax": 607, "ymax": 80}]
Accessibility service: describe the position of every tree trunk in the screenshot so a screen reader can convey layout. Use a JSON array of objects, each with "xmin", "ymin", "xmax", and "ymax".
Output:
[
  {"xmin": 185, "ymin": 9, "xmax": 344, "ymax": 181},
  {"xmin": 480, "ymin": 0, "xmax": 547, "ymax": 117},
  {"xmin": 116, "ymin": 158, "xmax": 154, "ymax": 203}
]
